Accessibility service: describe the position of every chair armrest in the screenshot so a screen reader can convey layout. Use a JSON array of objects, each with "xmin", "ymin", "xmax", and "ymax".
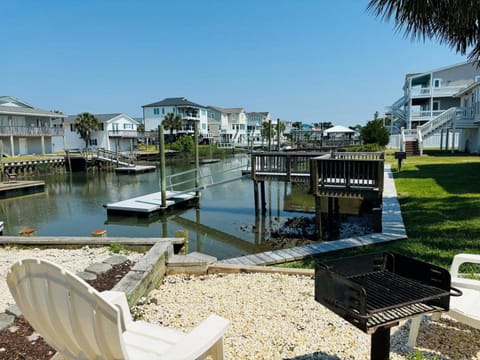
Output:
[
  {"xmin": 450, "ymin": 253, "xmax": 480, "ymax": 278},
  {"xmin": 160, "ymin": 314, "xmax": 230, "ymax": 360},
  {"xmin": 101, "ymin": 290, "xmax": 133, "ymax": 330}
]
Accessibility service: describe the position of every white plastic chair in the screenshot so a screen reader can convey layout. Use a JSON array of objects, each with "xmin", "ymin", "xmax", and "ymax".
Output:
[
  {"xmin": 7, "ymin": 258, "xmax": 230, "ymax": 360},
  {"xmin": 407, "ymin": 253, "xmax": 480, "ymax": 347}
]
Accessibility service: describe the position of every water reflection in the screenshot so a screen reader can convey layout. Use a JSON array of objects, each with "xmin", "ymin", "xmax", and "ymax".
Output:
[{"xmin": 0, "ymin": 155, "xmax": 374, "ymax": 259}]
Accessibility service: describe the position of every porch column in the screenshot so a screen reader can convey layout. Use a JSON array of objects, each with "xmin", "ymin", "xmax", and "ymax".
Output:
[
  {"xmin": 440, "ymin": 129, "xmax": 444, "ymax": 150},
  {"xmin": 9, "ymin": 135, "xmax": 14, "ymax": 156},
  {"xmin": 445, "ymin": 129, "xmax": 450, "ymax": 150},
  {"xmin": 41, "ymin": 136, "xmax": 45, "ymax": 155}
]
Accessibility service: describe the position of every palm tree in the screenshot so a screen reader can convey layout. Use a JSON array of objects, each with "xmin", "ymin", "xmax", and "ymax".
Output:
[
  {"xmin": 162, "ymin": 112, "xmax": 183, "ymax": 139},
  {"xmin": 74, "ymin": 112, "xmax": 99, "ymax": 149},
  {"xmin": 367, "ymin": 0, "xmax": 480, "ymax": 61}
]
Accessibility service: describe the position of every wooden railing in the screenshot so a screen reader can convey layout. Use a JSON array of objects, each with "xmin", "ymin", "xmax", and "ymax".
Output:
[
  {"xmin": 251, "ymin": 152, "xmax": 326, "ymax": 182},
  {"xmin": 108, "ymin": 130, "xmax": 138, "ymax": 138},
  {"xmin": 310, "ymin": 153, "xmax": 384, "ymax": 197}
]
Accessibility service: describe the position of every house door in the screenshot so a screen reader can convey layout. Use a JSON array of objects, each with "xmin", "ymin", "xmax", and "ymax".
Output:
[{"xmin": 19, "ymin": 138, "xmax": 27, "ymax": 154}]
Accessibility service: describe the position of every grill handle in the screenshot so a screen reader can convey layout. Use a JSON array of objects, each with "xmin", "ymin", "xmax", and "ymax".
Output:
[
  {"xmin": 327, "ymin": 299, "xmax": 371, "ymax": 320},
  {"xmin": 450, "ymin": 286, "xmax": 463, "ymax": 297}
]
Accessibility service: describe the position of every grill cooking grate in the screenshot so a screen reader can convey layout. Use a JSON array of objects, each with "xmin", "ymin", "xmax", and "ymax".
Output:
[{"xmin": 348, "ymin": 271, "xmax": 450, "ymax": 314}]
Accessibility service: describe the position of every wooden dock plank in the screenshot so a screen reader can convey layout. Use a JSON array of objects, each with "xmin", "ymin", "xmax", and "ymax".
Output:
[{"xmin": 0, "ymin": 236, "xmax": 184, "ymax": 246}]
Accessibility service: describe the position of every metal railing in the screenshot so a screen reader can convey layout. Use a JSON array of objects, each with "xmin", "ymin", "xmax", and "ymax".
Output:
[{"xmin": 0, "ymin": 126, "xmax": 64, "ymax": 136}]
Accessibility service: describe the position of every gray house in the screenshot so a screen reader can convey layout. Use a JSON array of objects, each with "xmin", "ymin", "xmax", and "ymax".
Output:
[
  {"xmin": 389, "ymin": 61, "xmax": 480, "ymax": 154},
  {"xmin": 0, "ymin": 96, "xmax": 65, "ymax": 156}
]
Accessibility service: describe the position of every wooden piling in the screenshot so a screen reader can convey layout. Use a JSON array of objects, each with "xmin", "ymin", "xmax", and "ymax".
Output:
[
  {"xmin": 260, "ymin": 181, "xmax": 266, "ymax": 215},
  {"xmin": 315, "ymin": 196, "xmax": 322, "ymax": 240},
  {"xmin": 253, "ymin": 181, "xmax": 259, "ymax": 215}
]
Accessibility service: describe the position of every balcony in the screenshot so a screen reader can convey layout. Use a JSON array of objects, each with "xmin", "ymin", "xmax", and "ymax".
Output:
[
  {"xmin": 108, "ymin": 130, "xmax": 138, "ymax": 138},
  {"xmin": 410, "ymin": 110, "xmax": 445, "ymax": 120},
  {"xmin": 409, "ymin": 85, "xmax": 467, "ymax": 98},
  {"xmin": 0, "ymin": 126, "xmax": 64, "ymax": 136}
]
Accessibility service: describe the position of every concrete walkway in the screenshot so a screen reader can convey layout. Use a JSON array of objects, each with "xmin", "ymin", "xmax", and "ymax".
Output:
[{"xmin": 217, "ymin": 165, "xmax": 406, "ymax": 266}]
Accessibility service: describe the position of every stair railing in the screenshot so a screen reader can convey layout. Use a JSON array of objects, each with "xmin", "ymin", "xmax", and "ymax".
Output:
[{"xmin": 418, "ymin": 107, "xmax": 456, "ymax": 139}]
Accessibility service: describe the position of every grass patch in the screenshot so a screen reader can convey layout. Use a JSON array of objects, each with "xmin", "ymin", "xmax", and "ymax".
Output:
[{"xmin": 286, "ymin": 150, "xmax": 480, "ymax": 270}]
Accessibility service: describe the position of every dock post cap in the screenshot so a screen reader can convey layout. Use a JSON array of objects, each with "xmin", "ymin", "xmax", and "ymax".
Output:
[
  {"xmin": 19, "ymin": 228, "xmax": 36, "ymax": 236},
  {"xmin": 91, "ymin": 229, "xmax": 107, "ymax": 237}
]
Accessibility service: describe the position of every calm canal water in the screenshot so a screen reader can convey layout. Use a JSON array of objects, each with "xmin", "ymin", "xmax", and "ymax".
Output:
[{"xmin": 0, "ymin": 155, "xmax": 316, "ymax": 260}]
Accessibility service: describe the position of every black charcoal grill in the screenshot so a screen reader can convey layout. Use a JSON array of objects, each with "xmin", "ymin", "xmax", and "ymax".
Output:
[{"xmin": 314, "ymin": 252, "xmax": 461, "ymax": 360}]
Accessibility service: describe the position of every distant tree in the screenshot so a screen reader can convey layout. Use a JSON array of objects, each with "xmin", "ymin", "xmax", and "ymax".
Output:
[
  {"xmin": 74, "ymin": 112, "xmax": 99, "ymax": 149},
  {"xmin": 350, "ymin": 124, "xmax": 363, "ymax": 132},
  {"xmin": 137, "ymin": 123, "xmax": 145, "ymax": 132},
  {"xmin": 276, "ymin": 120, "xmax": 286, "ymax": 135},
  {"xmin": 361, "ymin": 119, "xmax": 389, "ymax": 146},
  {"xmin": 292, "ymin": 121, "xmax": 302, "ymax": 130},
  {"xmin": 162, "ymin": 112, "xmax": 183, "ymax": 138},
  {"xmin": 367, "ymin": 0, "xmax": 480, "ymax": 61},
  {"xmin": 261, "ymin": 121, "xmax": 275, "ymax": 139}
]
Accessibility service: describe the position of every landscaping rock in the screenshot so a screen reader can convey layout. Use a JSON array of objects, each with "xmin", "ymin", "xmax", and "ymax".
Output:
[
  {"xmin": 5, "ymin": 305, "xmax": 22, "ymax": 318},
  {"xmin": 77, "ymin": 271, "xmax": 97, "ymax": 281},
  {"xmin": 0, "ymin": 313, "xmax": 15, "ymax": 331},
  {"xmin": 103, "ymin": 255, "xmax": 128, "ymax": 266},
  {"xmin": 84, "ymin": 262, "xmax": 112, "ymax": 275}
]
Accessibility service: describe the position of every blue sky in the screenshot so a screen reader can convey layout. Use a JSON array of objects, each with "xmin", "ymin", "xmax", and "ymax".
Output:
[{"xmin": 1, "ymin": 0, "xmax": 466, "ymax": 126}]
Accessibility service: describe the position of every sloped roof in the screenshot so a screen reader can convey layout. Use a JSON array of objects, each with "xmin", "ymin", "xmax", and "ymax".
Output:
[
  {"xmin": 324, "ymin": 125, "xmax": 355, "ymax": 133},
  {"xmin": 208, "ymin": 106, "xmax": 244, "ymax": 114},
  {"xmin": 0, "ymin": 105, "xmax": 66, "ymax": 118},
  {"xmin": 246, "ymin": 112, "xmax": 269, "ymax": 116},
  {"xmin": 64, "ymin": 113, "xmax": 138, "ymax": 124},
  {"xmin": 142, "ymin": 97, "xmax": 205, "ymax": 108}
]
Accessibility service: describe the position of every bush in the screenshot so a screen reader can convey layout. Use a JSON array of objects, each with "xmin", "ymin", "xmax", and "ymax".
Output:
[
  {"xmin": 170, "ymin": 135, "xmax": 194, "ymax": 157},
  {"xmin": 361, "ymin": 119, "xmax": 389, "ymax": 146}
]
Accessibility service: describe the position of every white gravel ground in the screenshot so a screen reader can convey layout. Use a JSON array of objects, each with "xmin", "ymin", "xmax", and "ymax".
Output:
[
  {"xmin": 2, "ymin": 248, "xmax": 480, "ymax": 359},
  {"xmin": 0, "ymin": 246, "xmax": 144, "ymax": 313},
  {"xmin": 136, "ymin": 273, "xmax": 480, "ymax": 360}
]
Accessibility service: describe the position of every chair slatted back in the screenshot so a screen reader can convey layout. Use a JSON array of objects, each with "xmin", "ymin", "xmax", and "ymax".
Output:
[{"xmin": 7, "ymin": 258, "xmax": 128, "ymax": 360}]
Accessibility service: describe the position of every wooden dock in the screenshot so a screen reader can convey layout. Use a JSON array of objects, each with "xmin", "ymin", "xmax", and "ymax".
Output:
[
  {"xmin": 115, "ymin": 165, "xmax": 156, "ymax": 174},
  {"xmin": 217, "ymin": 164, "xmax": 406, "ymax": 266},
  {"xmin": 105, "ymin": 191, "xmax": 198, "ymax": 216},
  {"xmin": 0, "ymin": 180, "xmax": 45, "ymax": 198}
]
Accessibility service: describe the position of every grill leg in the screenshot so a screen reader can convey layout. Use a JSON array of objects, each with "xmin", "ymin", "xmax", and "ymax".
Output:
[{"xmin": 371, "ymin": 327, "xmax": 390, "ymax": 360}]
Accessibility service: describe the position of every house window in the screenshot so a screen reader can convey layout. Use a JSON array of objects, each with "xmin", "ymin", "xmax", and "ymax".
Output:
[
  {"xmin": 202, "ymin": 123, "xmax": 206, "ymax": 129},
  {"xmin": 153, "ymin": 108, "xmax": 159, "ymax": 115},
  {"xmin": 99, "ymin": 123, "xmax": 104, "ymax": 131},
  {"xmin": 162, "ymin": 108, "xmax": 165, "ymax": 115},
  {"xmin": 70, "ymin": 124, "xmax": 75, "ymax": 132},
  {"xmin": 433, "ymin": 79, "xmax": 441, "ymax": 87},
  {"xmin": 89, "ymin": 139, "xmax": 97, "ymax": 146},
  {"xmin": 475, "ymin": 75, "xmax": 480, "ymax": 82},
  {"xmin": 432, "ymin": 101, "xmax": 440, "ymax": 111}
]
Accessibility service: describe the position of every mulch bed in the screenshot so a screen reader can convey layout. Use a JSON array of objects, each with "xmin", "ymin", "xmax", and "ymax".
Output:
[{"xmin": 0, "ymin": 260, "xmax": 133, "ymax": 360}]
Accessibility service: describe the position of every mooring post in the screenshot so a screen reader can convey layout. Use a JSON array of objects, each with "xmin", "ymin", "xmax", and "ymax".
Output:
[
  {"xmin": 0, "ymin": 140, "xmax": 3, "ymax": 182},
  {"xmin": 260, "ymin": 180, "xmax": 266, "ymax": 215},
  {"xmin": 315, "ymin": 196, "xmax": 322, "ymax": 240},
  {"xmin": 253, "ymin": 181, "xmax": 259, "ymax": 215},
  {"xmin": 194, "ymin": 120, "xmax": 200, "ymax": 198},
  {"xmin": 159, "ymin": 125, "xmax": 167, "ymax": 208}
]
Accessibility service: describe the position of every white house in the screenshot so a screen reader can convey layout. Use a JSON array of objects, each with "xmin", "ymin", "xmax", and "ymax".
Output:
[
  {"xmin": 453, "ymin": 81, "xmax": 480, "ymax": 153},
  {"xmin": 0, "ymin": 96, "xmax": 65, "ymax": 156},
  {"xmin": 142, "ymin": 97, "xmax": 209, "ymax": 137},
  {"xmin": 246, "ymin": 112, "xmax": 271, "ymax": 142},
  {"xmin": 53, "ymin": 113, "xmax": 139, "ymax": 152},
  {"xmin": 207, "ymin": 106, "xmax": 247, "ymax": 144},
  {"xmin": 389, "ymin": 60, "xmax": 480, "ymax": 154}
]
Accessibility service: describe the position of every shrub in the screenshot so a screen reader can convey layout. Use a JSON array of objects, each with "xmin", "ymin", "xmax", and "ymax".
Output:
[
  {"xmin": 361, "ymin": 119, "xmax": 389, "ymax": 146},
  {"xmin": 170, "ymin": 135, "xmax": 194, "ymax": 157}
]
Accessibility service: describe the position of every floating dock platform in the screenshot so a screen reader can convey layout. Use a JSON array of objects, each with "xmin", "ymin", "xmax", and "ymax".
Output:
[
  {"xmin": 106, "ymin": 191, "xmax": 198, "ymax": 216},
  {"xmin": 0, "ymin": 180, "xmax": 45, "ymax": 198},
  {"xmin": 115, "ymin": 165, "xmax": 156, "ymax": 174}
]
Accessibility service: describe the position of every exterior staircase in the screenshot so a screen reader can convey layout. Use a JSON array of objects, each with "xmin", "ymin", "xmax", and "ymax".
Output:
[
  {"xmin": 405, "ymin": 140, "xmax": 420, "ymax": 156},
  {"xmin": 400, "ymin": 107, "xmax": 457, "ymax": 155}
]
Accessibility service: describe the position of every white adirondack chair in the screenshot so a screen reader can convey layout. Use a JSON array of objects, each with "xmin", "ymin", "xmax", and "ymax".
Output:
[
  {"xmin": 407, "ymin": 253, "xmax": 480, "ymax": 347},
  {"xmin": 7, "ymin": 258, "xmax": 230, "ymax": 360}
]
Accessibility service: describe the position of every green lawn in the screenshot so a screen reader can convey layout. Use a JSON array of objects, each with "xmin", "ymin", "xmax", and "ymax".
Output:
[{"xmin": 288, "ymin": 150, "xmax": 480, "ymax": 269}]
